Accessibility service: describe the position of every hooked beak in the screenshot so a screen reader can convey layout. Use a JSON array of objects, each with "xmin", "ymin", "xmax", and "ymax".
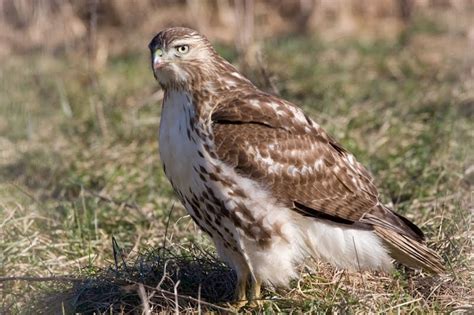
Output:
[{"xmin": 153, "ymin": 56, "xmax": 164, "ymax": 70}]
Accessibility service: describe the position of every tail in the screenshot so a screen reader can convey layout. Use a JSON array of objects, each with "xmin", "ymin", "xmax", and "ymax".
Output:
[{"xmin": 374, "ymin": 226, "xmax": 445, "ymax": 274}]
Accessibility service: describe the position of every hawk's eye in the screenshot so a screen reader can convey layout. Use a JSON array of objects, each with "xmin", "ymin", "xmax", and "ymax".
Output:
[
  {"xmin": 176, "ymin": 45, "xmax": 189, "ymax": 54},
  {"xmin": 155, "ymin": 48, "xmax": 163, "ymax": 57}
]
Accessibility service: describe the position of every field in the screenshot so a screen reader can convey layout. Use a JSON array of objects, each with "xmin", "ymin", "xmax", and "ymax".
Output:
[{"xmin": 1, "ymin": 4, "xmax": 472, "ymax": 314}]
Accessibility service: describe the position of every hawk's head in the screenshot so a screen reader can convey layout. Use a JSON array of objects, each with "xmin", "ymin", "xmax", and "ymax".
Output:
[{"xmin": 148, "ymin": 27, "xmax": 216, "ymax": 88}]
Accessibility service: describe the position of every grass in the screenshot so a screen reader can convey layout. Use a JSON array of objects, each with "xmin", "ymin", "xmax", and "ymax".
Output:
[{"xmin": 1, "ymin": 12, "xmax": 472, "ymax": 314}]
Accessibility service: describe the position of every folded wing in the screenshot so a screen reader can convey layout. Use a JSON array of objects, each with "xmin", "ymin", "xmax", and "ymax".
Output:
[{"xmin": 211, "ymin": 93, "xmax": 444, "ymax": 273}]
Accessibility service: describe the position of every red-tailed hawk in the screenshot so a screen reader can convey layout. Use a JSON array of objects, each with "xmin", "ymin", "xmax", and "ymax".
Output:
[{"xmin": 148, "ymin": 27, "xmax": 444, "ymax": 306}]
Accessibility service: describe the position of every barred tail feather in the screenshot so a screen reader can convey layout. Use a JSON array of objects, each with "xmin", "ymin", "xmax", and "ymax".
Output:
[{"xmin": 374, "ymin": 226, "xmax": 445, "ymax": 274}]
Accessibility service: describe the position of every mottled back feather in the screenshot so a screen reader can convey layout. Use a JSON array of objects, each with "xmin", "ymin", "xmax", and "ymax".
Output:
[{"xmin": 212, "ymin": 96, "xmax": 424, "ymax": 242}]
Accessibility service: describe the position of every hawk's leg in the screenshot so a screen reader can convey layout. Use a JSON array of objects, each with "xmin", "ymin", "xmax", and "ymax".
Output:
[
  {"xmin": 249, "ymin": 277, "xmax": 263, "ymax": 307},
  {"xmin": 232, "ymin": 269, "xmax": 249, "ymax": 308}
]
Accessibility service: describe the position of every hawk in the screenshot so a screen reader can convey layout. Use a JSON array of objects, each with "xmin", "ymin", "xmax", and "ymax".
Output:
[{"xmin": 148, "ymin": 27, "xmax": 444, "ymax": 306}]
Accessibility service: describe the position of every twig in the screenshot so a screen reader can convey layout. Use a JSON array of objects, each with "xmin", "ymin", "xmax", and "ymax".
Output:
[
  {"xmin": 197, "ymin": 284, "xmax": 202, "ymax": 315},
  {"xmin": 73, "ymin": 182, "xmax": 151, "ymax": 220},
  {"xmin": 174, "ymin": 280, "xmax": 181, "ymax": 315},
  {"xmin": 9, "ymin": 182, "xmax": 41, "ymax": 205},
  {"xmin": 147, "ymin": 260, "xmax": 170, "ymax": 301},
  {"xmin": 137, "ymin": 283, "xmax": 151, "ymax": 315},
  {"xmin": 161, "ymin": 203, "xmax": 175, "ymax": 253},
  {"xmin": 380, "ymin": 298, "xmax": 422, "ymax": 312},
  {"xmin": 82, "ymin": 185, "xmax": 140, "ymax": 211},
  {"xmin": 112, "ymin": 236, "xmax": 129, "ymax": 273},
  {"xmin": 130, "ymin": 279, "xmax": 232, "ymax": 312}
]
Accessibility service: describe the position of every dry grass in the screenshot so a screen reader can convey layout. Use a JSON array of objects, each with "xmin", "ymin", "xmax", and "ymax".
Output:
[{"xmin": 1, "ymin": 2, "xmax": 473, "ymax": 314}]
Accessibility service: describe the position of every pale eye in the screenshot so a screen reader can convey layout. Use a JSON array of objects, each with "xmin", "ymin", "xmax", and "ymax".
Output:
[
  {"xmin": 155, "ymin": 48, "xmax": 163, "ymax": 57},
  {"xmin": 176, "ymin": 45, "xmax": 189, "ymax": 54}
]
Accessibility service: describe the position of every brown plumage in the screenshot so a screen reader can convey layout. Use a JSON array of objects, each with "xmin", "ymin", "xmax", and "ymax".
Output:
[{"xmin": 148, "ymin": 27, "xmax": 444, "ymax": 306}]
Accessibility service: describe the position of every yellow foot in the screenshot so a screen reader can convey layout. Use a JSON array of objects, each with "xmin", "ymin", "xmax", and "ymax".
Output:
[
  {"xmin": 227, "ymin": 299, "xmax": 248, "ymax": 310},
  {"xmin": 248, "ymin": 299, "xmax": 263, "ymax": 308}
]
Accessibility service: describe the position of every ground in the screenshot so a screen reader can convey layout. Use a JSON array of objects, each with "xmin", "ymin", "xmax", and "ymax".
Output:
[{"xmin": 0, "ymin": 10, "xmax": 472, "ymax": 314}]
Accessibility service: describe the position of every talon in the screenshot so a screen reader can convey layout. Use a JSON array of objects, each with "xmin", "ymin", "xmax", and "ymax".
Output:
[
  {"xmin": 228, "ymin": 300, "xmax": 249, "ymax": 309},
  {"xmin": 249, "ymin": 299, "xmax": 263, "ymax": 308}
]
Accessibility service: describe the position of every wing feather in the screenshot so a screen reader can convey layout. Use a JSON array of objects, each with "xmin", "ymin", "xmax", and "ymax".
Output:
[{"xmin": 211, "ymin": 94, "xmax": 424, "ymax": 242}]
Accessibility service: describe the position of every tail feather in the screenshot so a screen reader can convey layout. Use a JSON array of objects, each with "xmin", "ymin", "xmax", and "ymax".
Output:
[{"xmin": 374, "ymin": 226, "xmax": 445, "ymax": 274}]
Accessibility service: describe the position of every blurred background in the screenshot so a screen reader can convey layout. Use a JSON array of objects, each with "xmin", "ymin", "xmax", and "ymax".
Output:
[
  {"xmin": 1, "ymin": 0, "xmax": 473, "ymax": 69},
  {"xmin": 1, "ymin": 0, "xmax": 473, "ymax": 313}
]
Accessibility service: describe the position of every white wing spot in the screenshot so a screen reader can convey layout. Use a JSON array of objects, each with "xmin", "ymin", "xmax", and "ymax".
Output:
[
  {"xmin": 249, "ymin": 99, "xmax": 260, "ymax": 108},
  {"xmin": 314, "ymin": 159, "xmax": 324, "ymax": 171}
]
